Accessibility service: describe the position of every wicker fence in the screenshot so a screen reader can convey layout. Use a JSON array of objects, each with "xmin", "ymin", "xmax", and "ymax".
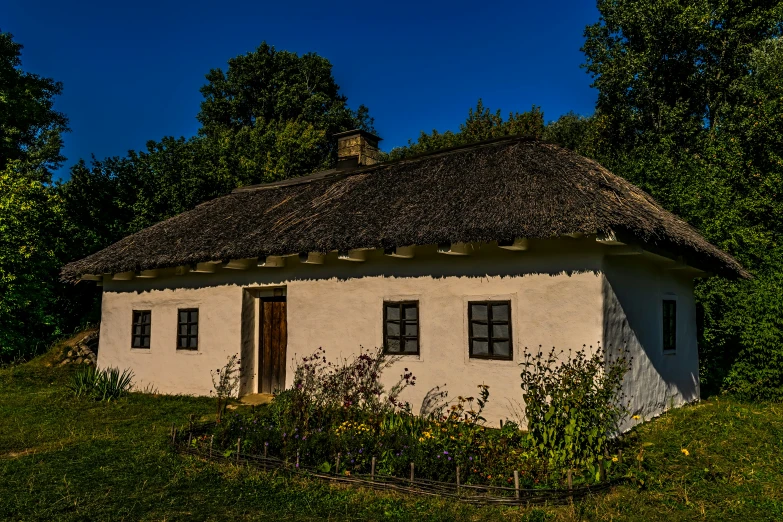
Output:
[{"xmin": 171, "ymin": 421, "xmax": 624, "ymax": 506}]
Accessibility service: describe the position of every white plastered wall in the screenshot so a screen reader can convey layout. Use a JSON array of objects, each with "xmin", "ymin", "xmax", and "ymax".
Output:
[
  {"xmin": 602, "ymin": 255, "xmax": 700, "ymax": 432},
  {"xmin": 98, "ymin": 240, "xmax": 605, "ymax": 423}
]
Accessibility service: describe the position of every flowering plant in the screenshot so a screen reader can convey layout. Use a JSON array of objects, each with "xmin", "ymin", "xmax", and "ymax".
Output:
[{"xmin": 210, "ymin": 353, "xmax": 241, "ymax": 423}]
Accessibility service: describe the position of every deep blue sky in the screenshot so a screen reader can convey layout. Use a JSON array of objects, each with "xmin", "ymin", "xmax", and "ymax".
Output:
[{"xmin": 4, "ymin": 1, "xmax": 599, "ymax": 178}]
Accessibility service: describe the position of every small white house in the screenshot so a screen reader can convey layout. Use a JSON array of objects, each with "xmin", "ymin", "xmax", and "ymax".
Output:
[{"xmin": 62, "ymin": 131, "xmax": 747, "ymax": 428}]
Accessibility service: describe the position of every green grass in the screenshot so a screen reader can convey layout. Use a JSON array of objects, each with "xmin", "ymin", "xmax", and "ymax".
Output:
[{"xmin": 2, "ymin": 347, "xmax": 782, "ymax": 521}]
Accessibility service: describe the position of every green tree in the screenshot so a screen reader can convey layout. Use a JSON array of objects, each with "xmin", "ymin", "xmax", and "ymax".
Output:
[
  {"xmin": 0, "ymin": 32, "xmax": 68, "ymax": 359},
  {"xmin": 387, "ymin": 100, "xmax": 544, "ymax": 160},
  {"xmin": 198, "ymin": 42, "xmax": 374, "ymax": 185},
  {"xmin": 0, "ymin": 32, "xmax": 68, "ymax": 179},
  {"xmin": 580, "ymin": 1, "xmax": 783, "ymax": 399}
]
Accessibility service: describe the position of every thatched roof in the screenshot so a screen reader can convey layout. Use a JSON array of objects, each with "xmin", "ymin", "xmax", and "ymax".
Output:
[{"xmin": 61, "ymin": 137, "xmax": 748, "ymax": 281}]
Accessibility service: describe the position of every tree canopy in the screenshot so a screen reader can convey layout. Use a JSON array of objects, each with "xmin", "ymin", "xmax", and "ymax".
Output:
[
  {"xmin": 387, "ymin": 100, "xmax": 544, "ymax": 160},
  {"xmin": 569, "ymin": 0, "xmax": 783, "ymax": 399},
  {"xmin": 197, "ymin": 42, "xmax": 374, "ymax": 185},
  {"xmin": 0, "ymin": 32, "xmax": 68, "ymax": 358}
]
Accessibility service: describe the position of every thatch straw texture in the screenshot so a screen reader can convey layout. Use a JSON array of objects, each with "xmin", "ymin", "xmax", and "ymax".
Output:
[{"xmin": 61, "ymin": 137, "xmax": 747, "ymax": 281}]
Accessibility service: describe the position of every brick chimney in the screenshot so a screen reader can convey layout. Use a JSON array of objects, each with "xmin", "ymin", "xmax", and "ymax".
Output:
[{"xmin": 335, "ymin": 129, "xmax": 382, "ymax": 170}]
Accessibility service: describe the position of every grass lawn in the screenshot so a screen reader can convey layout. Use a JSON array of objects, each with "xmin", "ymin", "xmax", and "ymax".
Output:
[{"xmin": 2, "ymin": 345, "xmax": 782, "ymax": 521}]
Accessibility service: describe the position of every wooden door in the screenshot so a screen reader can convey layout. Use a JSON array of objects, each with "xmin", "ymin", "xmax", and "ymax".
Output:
[{"xmin": 259, "ymin": 297, "xmax": 287, "ymax": 394}]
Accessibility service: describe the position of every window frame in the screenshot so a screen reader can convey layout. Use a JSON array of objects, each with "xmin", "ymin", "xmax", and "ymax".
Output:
[
  {"xmin": 382, "ymin": 300, "xmax": 420, "ymax": 356},
  {"xmin": 468, "ymin": 300, "xmax": 513, "ymax": 361},
  {"xmin": 662, "ymin": 297, "xmax": 677, "ymax": 354},
  {"xmin": 177, "ymin": 308, "xmax": 199, "ymax": 351},
  {"xmin": 131, "ymin": 310, "xmax": 151, "ymax": 349}
]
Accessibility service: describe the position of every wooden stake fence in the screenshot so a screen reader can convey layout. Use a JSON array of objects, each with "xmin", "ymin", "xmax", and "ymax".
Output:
[{"xmin": 172, "ymin": 421, "xmax": 624, "ymax": 507}]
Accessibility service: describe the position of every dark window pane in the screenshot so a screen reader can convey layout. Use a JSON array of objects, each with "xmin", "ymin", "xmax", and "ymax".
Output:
[
  {"xmin": 386, "ymin": 305, "xmax": 400, "ymax": 320},
  {"xmin": 189, "ymin": 336, "xmax": 198, "ymax": 348},
  {"xmin": 472, "ymin": 322, "xmax": 488, "ymax": 338},
  {"xmin": 134, "ymin": 325, "xmax": 142, "ymax": 335},
  {"xmin": 179, "ymin": 336, "xmax": 188, "ymax": 348},
  {"xmin": 471, "ymin": 304, "xmax": 487, "ymax": 320},
  {"xmin": 142, "ymin": 313, "xmax": 150, "ymax": 324},
  {"xmin": 141, "ymin": 337, "xmax": 150, "ymax": 348},
  {"xmin": 386, "ymin": 338, "xmax": 400, "ymax": 353},
  {"xmin": 472, "ymin": 340, "xmax": 489, "ymax": 355},
  {"xmin": 190, "ymin": 324, "xmax": 198, "ymax": 336},
  {"xmin": 493, "ymin": 341, "xmax": 510, "ymax": 357},
  {"xmin": 492, "ymin": 324, "xmax": 509, "ymax": 339},
  {"xmin": 190, "ymin": 310, "xmax": 198, "ymax": 323},
  {"xmin": 179, "ymin": 311, "xmax": 188, "ymax": 323},
  {"xmin": 143, "ymin": 325, "xmax": 151, "ymax": 336},
  {"xmin": 386, "ymin": 321, "xmax": 400, "ymax": 336},
  {"xmin": 469, "ymin": 301, "xmax": 512, "ymax": 360},
  {"xmin": 492, "ymin": 303, "xmax": 509, "ymax": 321},
  {"xmin": 663, "ymin": 300, "xmax": 676, "ymax": 351},
  {"xmin": 180, "ymin": 324, "xmax": 188, "ymax": 336},
  {"xmin": 384, "ymin": 302, "xmax": 418, "ymax": 355},
  {"xmin": 132, "ymin": 337, "xmax": 140, "ymax": 348}
]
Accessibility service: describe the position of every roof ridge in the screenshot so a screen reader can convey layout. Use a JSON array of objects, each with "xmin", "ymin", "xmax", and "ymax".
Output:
[{"xmin": 232, "ymin": 135, "xmax": 545, "ymax": 193}]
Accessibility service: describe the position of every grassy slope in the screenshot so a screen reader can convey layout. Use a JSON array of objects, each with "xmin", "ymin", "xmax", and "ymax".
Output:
[{"xmin": 1, "ymin": 350, "xmax": 782, "ymax": 522}]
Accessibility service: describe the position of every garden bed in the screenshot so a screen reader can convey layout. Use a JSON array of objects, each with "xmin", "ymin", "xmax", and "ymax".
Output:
[{"xmin": 172, "ymin": 421, "xmax": 625, "ymax": 506}]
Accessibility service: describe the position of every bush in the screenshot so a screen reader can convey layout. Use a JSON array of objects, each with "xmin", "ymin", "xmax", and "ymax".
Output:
[
  {"xmin": 68, "ymin": 366, "xmax": 134, "ymax": 401},
  {"xmin": 520, "ymin": 344, "xmax": 630, "ymax": 479}
]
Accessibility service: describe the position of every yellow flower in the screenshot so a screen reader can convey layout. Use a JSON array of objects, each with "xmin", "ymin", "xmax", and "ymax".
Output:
[
  {"xmin": 632, "ymin": 415, "xmax": 641, "ymax": 420},
  {"xmin": 612, "ymin": 456, "xmax": 618, "ymax": 462},
  {"xmin": 681, "ymin": 448, "xmax": 690, "ymax": 456}
]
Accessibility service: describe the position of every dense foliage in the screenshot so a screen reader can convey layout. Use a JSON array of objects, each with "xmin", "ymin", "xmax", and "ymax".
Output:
[
  {"xmin": 573, "ymin": 0, "xmax": 783, "ymax": 399},
  {"xmin": 521, "ymin": 345, "xmax": 630, "ymax": 476},
  {"xmin": 386, "ymin": 100, "xmax": 544, "ymax": 160},
  {"xmin": 0, "ymin": 33, "xmax": 69, "ymax": 359}
]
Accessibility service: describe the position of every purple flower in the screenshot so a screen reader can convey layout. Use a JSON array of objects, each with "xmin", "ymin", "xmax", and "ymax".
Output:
[
  {"xmin": 469, "ymin": 456, "xmax": 473, "ymax": 461},
  {"xmin": 443, "ymin": 451, "xmax": 448, "ymax": 455}
]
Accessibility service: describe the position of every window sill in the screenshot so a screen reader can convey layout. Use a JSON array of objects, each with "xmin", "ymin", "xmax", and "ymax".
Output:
[
  {"xmin": 130, "ymin": 348, "xmax": 152, "ymax": 353},
  {"xmin": 467, "ymin": 356, "xmax": 516, "ymax": 365},
  {"xmin": 176, "ymin": 349, "xmax": 200, "ymax": 354}
]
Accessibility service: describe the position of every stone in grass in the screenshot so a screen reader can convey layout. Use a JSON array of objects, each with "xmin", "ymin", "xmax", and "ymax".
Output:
[
  {"xmin": 75, "ymin": 357, "xmax": 84, "ymax": 364},
  {"xmin": 60, "ymin": 359, "xmax": 69, "ymax": 366}
]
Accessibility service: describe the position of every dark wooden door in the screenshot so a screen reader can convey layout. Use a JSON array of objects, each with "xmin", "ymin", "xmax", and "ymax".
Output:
[{"xmin": 259, "ymin": 297, "xmax": 287, "ymax": 394}]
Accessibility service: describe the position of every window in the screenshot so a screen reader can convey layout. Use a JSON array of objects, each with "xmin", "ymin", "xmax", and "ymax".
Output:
[
  {"xmin": 132, "ymin": 310, "xmax": 151, "ymax": 348},
  {"xmin": 662, "ymin": 299, "xmax": 677, "ymax": 353},
  {"xmin": 468, "ymin": 301, "xmax": 512, "ymax": 360},
  {"xmin": 383, "ymin": 301, "xmax": 419, "ymax": 355},
  {"xmin": 177, "ymin": 308, "xmax": 199, "ymax": 350}
]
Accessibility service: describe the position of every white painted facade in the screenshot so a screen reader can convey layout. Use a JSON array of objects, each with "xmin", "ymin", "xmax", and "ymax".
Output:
[{"xmin": 97, "ymin": 239, "xmax": 700, "ymax": 428}]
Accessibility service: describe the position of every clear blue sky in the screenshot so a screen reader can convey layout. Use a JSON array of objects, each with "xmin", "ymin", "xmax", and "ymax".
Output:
[{"xmin": 3, "ymin": 0, "xmax": 599, "ymax": 178}]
